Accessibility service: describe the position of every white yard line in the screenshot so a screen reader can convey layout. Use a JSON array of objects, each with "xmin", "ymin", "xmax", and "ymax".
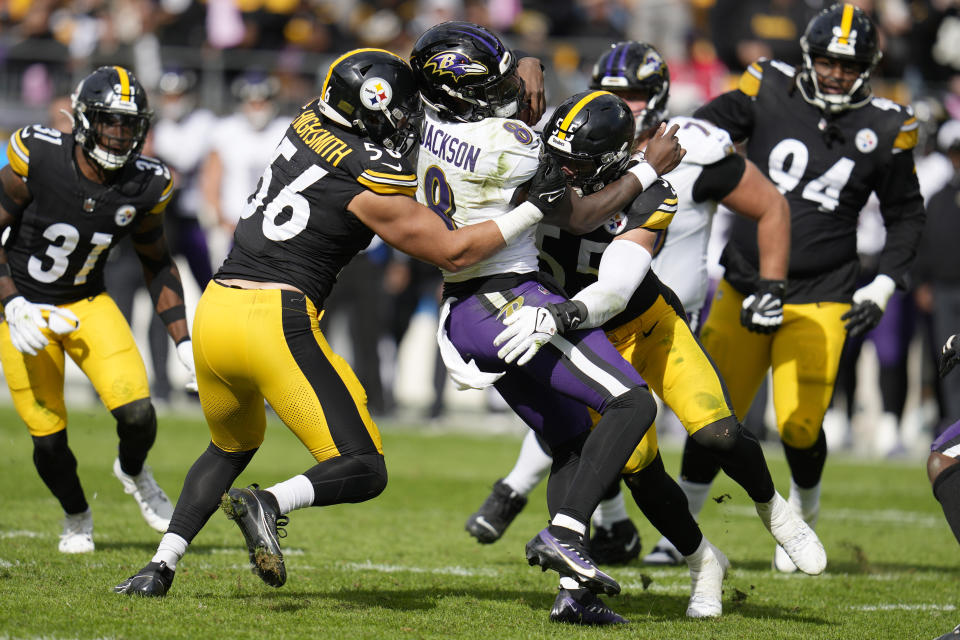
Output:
[{"xmin": 720, "ymin": 505, "xmax": 941, "ymax": 527}]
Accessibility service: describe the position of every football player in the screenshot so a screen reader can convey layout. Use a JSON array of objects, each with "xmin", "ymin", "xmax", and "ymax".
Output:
[
  {"xmin": 113, "ymin": 48, "xmax": 565, "ymax": 597},
  {"xmin": 679, "ymin": 2, "xmax": 926, "ymax": 572},
  {"xmin": 496, "ymin": 88, "xmax": 829, "ymax": 622},
  {"xmin": 464, "ymin": 41, "xmax": 801, "ymax": 578},
  {"xmin": 409, "ymin": 21, "xmax": 688, "ymax": 613},
  {"xmin": 0, "ymin": 66, "xmax": 196, "ymax": 553}
]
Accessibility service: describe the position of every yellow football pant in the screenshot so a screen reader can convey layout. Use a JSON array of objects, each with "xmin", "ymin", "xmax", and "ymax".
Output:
[
  {"xmin": 0, "ymin": 293, "xmax": 151, "ymax": 437},
  {"xmin": 192, "ymin": 282, "xmax": 382, "ymax": 461},
  {"xmin": 588, "ymin": 292, "xmax": 735, "ymax": 474},
  {"xmin": 699, "ymin": 279, "xmax": 850, "ymax": 448}
]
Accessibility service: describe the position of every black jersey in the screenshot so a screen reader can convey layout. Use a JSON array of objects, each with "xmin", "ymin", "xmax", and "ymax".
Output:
[
  {"xmin": 216, "ymin": 100, "xmax": 418, "ymax": 309},
  {"xmin": 4, "ymin": 125, "xmax": 173, "ymax": 305},
  {"xmin": 694, "ymin": 59, "xmax": 925, "ymax": 303},
  {"xmin": 537, "ymin": 179, "xmax": 679, "ymax": 331}
]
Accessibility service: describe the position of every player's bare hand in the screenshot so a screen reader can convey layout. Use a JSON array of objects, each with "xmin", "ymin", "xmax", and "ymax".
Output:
[
  {"xmin": 516, "ymin": 57, "xmax": 545, "ymax": 126},
  {"xmin": 642, "ymin": 123, "xmax": 684, "ymax": 176}
]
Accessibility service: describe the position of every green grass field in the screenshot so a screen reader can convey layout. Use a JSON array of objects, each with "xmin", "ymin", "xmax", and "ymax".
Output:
[{"xmin": 0, "ymin": 403, "xmax": 957, "ymax": 639}]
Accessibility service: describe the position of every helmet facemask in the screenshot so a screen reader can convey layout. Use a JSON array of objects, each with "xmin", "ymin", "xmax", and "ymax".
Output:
[
  {"xmin": 554, "ymin": 144, "xmax": 631, "ymax": 194},
  {"xmin": 75, "ymin": 106, "xmax": 150, "ymax": 170},
  {"xmin": 799, "ymin": 46, "xmax": 877, "ymax": 113}
]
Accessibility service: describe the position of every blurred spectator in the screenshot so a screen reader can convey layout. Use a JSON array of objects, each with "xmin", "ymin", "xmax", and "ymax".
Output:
[
  {"xmin": 915, "ymin": 120, "xmax": 960, "ymax": 435},
  {"xmin": 710, "ymin": 0, "xmax": 819, "ymax": 72},
  {"xmin": 199, "ymin": 72, "xmax": 288, "ymax": 264}
]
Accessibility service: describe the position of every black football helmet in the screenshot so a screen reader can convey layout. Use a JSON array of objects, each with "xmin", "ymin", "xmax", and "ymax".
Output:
[
  {"xmin": 317, "ymin": 48, "xmax": 423, "ymax": 156},
  {"xmin": 798, "ymin": 3, "xmax": 881, "ymax": 113},
  {"xmin": 542, "ymin": 91, "xmax": 635, "ymax": 194},
  {"xmin": 71, "ymin": 65, "xmax": 152, "ymax": 170},
  {"xmin": 409, "ymin": 21, "xmax": 525, "ymax": 122},
  {"xmin": 590, "ymin": 41, "xmax": 670, "ymax": 135}
]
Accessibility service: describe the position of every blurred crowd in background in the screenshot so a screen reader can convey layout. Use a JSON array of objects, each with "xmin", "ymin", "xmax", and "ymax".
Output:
[{"xmin": 2, "ymin": 0, "xmax": 960, "ymax": 459}]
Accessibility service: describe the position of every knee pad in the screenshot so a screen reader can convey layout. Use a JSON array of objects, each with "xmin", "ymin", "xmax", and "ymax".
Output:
[
  {"xmin": 304, "ymin": 453, "xmax": 388, "ymax": 505},
  {"xmin": 606, "ymin": 386, "xmax": 656, "ymax": 415},
  {"xmin": 781, "ymin": 419, "xmax": 821, "ymax": 449},
  {"xmin": 356, "ymin": 453, "xmax": 388, "ymax": 499},
  {"xmin": 690, "ymin": 416, "xmax": 746, "ymax": 454},
  {"xmin": 112, "ymin": 398, "xmax": 157, "ymax": 445}
]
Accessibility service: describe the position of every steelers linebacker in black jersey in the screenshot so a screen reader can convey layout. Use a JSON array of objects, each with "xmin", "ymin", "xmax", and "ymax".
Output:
[
  {"xmin": 114, "ymin": 48, "xmax": 566, "ymax": 597},
  {"xmin": 495, "ymin": 91, "xmax": 825, "ymax": 621},
  {"xmin": 684, "ymin": 3, "xmax": 926, "ymax": 572},
  {"xmin": 0, "ymin": 66, "xmax": 196, "ymax": 552}
]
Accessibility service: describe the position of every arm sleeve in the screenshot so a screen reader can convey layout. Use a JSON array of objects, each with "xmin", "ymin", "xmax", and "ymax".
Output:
[
  {"xmin": 875, "ymin": 149, "xmax": 926, "ymax": 287},
  {"xmin": 691, "ymin": 153, "xmax": 746, "ymax": 203},
  {"xmin": 572, "ymin": 238, "xmax": 653, "ymax": 328}
]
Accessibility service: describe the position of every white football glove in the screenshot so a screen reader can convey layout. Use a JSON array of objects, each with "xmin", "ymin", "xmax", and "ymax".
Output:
[
  {"xmin": 493, "ymin": 306, "xmax": 557, "ymax": 366},
  {"xmin": 35, "ymin": 304, "xmax": 80, "ymax": 335},
  {"xmin": 4, "ymin": 296, "xmax": 49, "ymax": 356},
  {"xmin": 176, "ymin": 339, "xmax": 199, "ymax": 393}
]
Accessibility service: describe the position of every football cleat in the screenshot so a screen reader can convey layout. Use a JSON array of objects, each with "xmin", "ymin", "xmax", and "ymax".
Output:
[
  {"xmin": 757, "ymin": 492, "xmax": 826, "ymax": 575},
  {"xmin": 59, "ymin": 509, "xmax": 94, "ymax": 554},
  {"xmin": 113, "ymin": 457, "xmax": 174, "ymax": 533},
  {"xmin": 934, "ymin": 624, "xmax": 960, "ymax": 639},
  {"xmin": 549, "ymin": 587, "xmax": 628, "ymax": 625},
  {"xmin": 685, "ymin": 540, "xmax": 730, "ymax": 618},
  {"xmin": 589, "ymin": 518, "xmax": 641, "ymax": 565},
  {"xmin": 525, "ymin": 527, "xmax": 621, "ymax": 596},
  {"xmin": 221, "ymin": 484, "xmax": 289, "ymax": 587},
  {"xmin": 113, "ymin": 561, "xmax": 175, "ymax": 597},
  {"xmin": 643, "ymin": 539, "xmax": 684, "ymax": 566},
  {"xmin": 465, "ymin": 479, "xmax": 527, "ymax": 544}
]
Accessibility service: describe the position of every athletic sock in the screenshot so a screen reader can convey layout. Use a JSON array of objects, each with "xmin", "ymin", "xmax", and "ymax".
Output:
[
  {"xmin": 503, "ymin": 429, "xmax": 553, "ymax": 496},
  {"xmin": 592, "ymin": 489, "xmax": 629, "ymax": 528},
  {"xmin": 152, "ymin": 532, "xmax": 189, "ymax": 570},
  {"xmin": 266, "ymin": 475, "xmax": 315, "ymax": 514}
]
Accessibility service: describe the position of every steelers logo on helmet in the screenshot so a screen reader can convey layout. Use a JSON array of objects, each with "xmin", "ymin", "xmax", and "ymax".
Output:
[
  {"xmin": 115, "ymin": 204, "xmax": 136, "ymax": 226},
  {"xmin": 423, "ymin": 51, "xmax": 488, "ymax": 82},
  {"xmin": 361, "ymin": 77, "xmax": 393, "ymax": 111}
]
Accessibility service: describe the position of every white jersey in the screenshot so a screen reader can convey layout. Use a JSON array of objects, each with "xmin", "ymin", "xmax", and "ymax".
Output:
[
  {"xmin": 416, "ymin": 109, "xmax": 541, "ymax": 282},
  {"xmin": 152, "ymin": 109, "xmax": 216, "ymax": 219},
  {"xmin": 208, "ymin": 113, "xmax": 288, "ymax": 225},
  {"xmin": 650, "ymin": 115, "xmax": 737, "ymax": 312}
]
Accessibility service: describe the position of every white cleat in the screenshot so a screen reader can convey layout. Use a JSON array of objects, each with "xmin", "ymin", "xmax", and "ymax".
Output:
[
  {"xmin": 773, "ymin": 543, "xmax": 798, "ymax": 573},
  {"xmin": 757, "ymin": 493, "xmax": 826, "ymax": 575},
  {"xmin": 59, "ymin": 509, "xmax": 94, "ymax": 554},
  {"xmin": 685, "ymin": 539, "xmax": 730, "ymax": 618},
  {"xmin": 113, "ymin": 458, "xmax": 173, "ymax": 533}
]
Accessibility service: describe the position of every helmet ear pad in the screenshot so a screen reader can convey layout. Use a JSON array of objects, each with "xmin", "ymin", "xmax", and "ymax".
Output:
[
  {"xmin": 72, "ymin": 66, "xmax": 152, "ymax": 170},
  {"xmin": 542, "ymin": 91, "xmax": 635, "ymax": 193}
]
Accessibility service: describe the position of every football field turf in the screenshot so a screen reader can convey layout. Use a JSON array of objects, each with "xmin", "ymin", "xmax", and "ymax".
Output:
[{"xmin": 0, "ymin": 404, "xmax": 957, "ymax": 639}]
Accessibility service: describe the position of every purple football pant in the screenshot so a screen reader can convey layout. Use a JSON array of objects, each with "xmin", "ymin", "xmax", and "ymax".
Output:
[{"xmin": 445, "ymin": 279, "xmax": 645, "ymax": 448}]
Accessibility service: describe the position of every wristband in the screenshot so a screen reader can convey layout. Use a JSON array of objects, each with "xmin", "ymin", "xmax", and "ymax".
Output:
[
  {"xmin": 493, "ymin": 201, "xmax": 543, "ymax": 245},
  {"xmin": 626, "ymin": 161, "xmax": 658, "ymax": 191}
]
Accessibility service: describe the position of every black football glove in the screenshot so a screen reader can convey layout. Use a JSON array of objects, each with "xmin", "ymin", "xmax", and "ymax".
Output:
[
  {"xmin": 525, "ymin": 155, "xmax": 567, "ymax": 214},
  {"xmin": 841, "ymin": 274, "xmax": 896, "ymax": 338},
  {"xmin": 841, "ymin": 301, "xmax": 883, "ymax": 338},
  {"xmin": 939, "ymin": 334, "xmax": 960, "ymax": 378},
  {"xmin": 740, "ymin": 279, "xmax": 785, "ymax": 334}
]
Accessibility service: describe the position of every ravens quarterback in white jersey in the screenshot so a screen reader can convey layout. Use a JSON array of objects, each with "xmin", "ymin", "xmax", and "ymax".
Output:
[
  {"xmin": 0, "ymin": 66, "xmax": 196, "ymax": 553},
  {"xmin": 114, "ymin": 48, "xmax": 565, "ymax": 598},
  {"xmin": 684, "ymin": 3, "xmax": 926, "ymax": 572},
  {"xmin": 409, "ymin": 21, "xmax": 682, "ymax": 604}
]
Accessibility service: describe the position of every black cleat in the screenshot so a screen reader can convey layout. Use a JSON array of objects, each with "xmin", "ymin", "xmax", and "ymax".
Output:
[
  {"xmin": 221, "ymin": 484, "xmax": 289, "ymax": 587},
  {"xmin": 550, "ymin": 588, "xmax": 628, "ymax": 625},
  {"xmin": 465, "ymin": 479, "xmax": 527, "ymax": 544},
  {"xmin": 113, "ymin": 561, "xmax": 175, "ymax": 597},
  {"xmin": 525, "ymin": 527, "xmax": 621, "ymax": 596},
  {"xmin": 590, "ymin": 518, "xmax": 641, "ymax": 565},
  {"xmin": 935, "ymin": 624, "xmax": 960, "ymax": 640}
]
